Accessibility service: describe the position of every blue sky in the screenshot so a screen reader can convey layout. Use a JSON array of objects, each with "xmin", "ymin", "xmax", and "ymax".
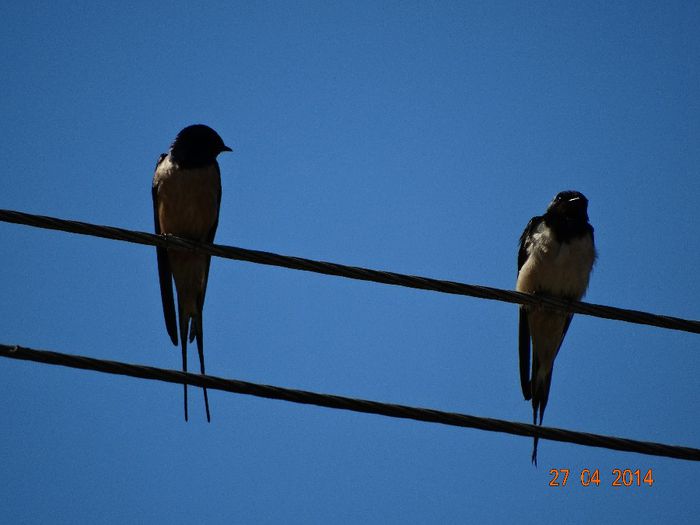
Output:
[{"xmin": 1, "ymin": 1, "xmax": 699, "ymax": 523}]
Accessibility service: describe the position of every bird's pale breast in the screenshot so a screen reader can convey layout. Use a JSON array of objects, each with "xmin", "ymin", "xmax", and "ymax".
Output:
[
  {"xmin": 154, "ymin": 156, "xmax": 220, "ymax": 239},
  {"xmin": 516, "ymin": 224, "xmax": 595, "ymax": 300}
]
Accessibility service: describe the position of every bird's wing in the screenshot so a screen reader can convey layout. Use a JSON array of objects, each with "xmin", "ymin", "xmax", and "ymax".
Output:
[
  {"xmin": 197, "ymin": 162, "xmax": 222, "ymax": 313},
  {"xmin": 153, "ymin": 154, "xmax": 178, "ymax": 345},
  {"xmin": 517, "ymin": 217, "xmax": 540, "ymax": 273},
  {"xmin": 517, "ymin": 216, "xmax": 542, "ymax": 400},
  {"xmin": 188, "ymin": 163, "xmax": 222, "ymax": 346}
]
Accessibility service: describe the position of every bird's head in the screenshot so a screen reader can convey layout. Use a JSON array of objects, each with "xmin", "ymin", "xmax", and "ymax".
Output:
[
  {"xmin": 170, "ymin": 124, "xmax": 232, "ymax": 167},
  {"xmin": 547, "ymin": 190, "xmax": 589, "ymax": 221}
]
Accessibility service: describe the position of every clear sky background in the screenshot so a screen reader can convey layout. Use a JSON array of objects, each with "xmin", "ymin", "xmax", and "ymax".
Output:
[{"xmin": 1, "ymin": 1, "xmax": 699, "ymax": 523}]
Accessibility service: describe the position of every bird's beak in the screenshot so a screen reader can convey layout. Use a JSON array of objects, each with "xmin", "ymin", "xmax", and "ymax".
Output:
[{"xmin": 222, "ymin": 145, "xmax": 233, "ymax": 153}]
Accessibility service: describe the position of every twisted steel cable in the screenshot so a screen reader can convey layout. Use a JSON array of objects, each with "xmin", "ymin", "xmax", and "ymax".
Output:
[
  {"xmin": 1, "ymin": 343, "xmax": 698, "ymax": 461},
  {"xmin": 1, "ymin": 208, "xmax": 699, "ymax": 334}
]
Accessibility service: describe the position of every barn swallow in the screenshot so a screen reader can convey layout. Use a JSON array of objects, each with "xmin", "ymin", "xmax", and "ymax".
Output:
[
  {"xmin": 516, "ymin": 191, "xmax": 596, "ymax": 464},
  {"xmin": 152, "ymin": 124, "xmax": 231, "ymax": 422}
]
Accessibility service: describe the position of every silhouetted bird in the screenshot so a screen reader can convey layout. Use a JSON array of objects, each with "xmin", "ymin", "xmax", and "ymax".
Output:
[
  {"xmin": 152, "ymin": 124, "xmax": 232, "ymax": 421},
  {"xmin": 516, "ymin": 191, "xmax": 596, "ymax": 464}
]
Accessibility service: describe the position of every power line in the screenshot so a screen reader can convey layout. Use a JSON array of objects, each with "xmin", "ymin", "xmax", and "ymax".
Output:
[
  {"xmin": 1, "ymin": 343, "xmax": 698, "ymax": 461},
  {"xmin": 3, "ymin": 210, "xmax": 697, "ymax": 463},
  {"xmin": 1, "ymin": 208, "xmax": 699, "ymax": 335}
]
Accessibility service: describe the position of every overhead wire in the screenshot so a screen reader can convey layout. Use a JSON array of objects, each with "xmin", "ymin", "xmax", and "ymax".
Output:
[
  {"xmin": 2, "ymin": 343, "xmax": 699, "ymax": 462},
  {"xmin": 1, "ymin": 208, "xmax": 698, "ymax": 335}
]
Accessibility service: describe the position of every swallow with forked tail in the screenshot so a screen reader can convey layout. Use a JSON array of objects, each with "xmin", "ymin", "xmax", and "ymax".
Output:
[
  {"xmin": 152, "ymin": 124, "xmax": 232, "ymax": 421},
  {"xmin": 517, "ymin": 190, "xmax": 596, "ymax": 464}
]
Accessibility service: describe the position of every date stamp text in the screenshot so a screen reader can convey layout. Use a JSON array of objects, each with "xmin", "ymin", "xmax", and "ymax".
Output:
[{"xmin": 548, "ymin": 468, "xmax": 654, "ymax": 487}]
